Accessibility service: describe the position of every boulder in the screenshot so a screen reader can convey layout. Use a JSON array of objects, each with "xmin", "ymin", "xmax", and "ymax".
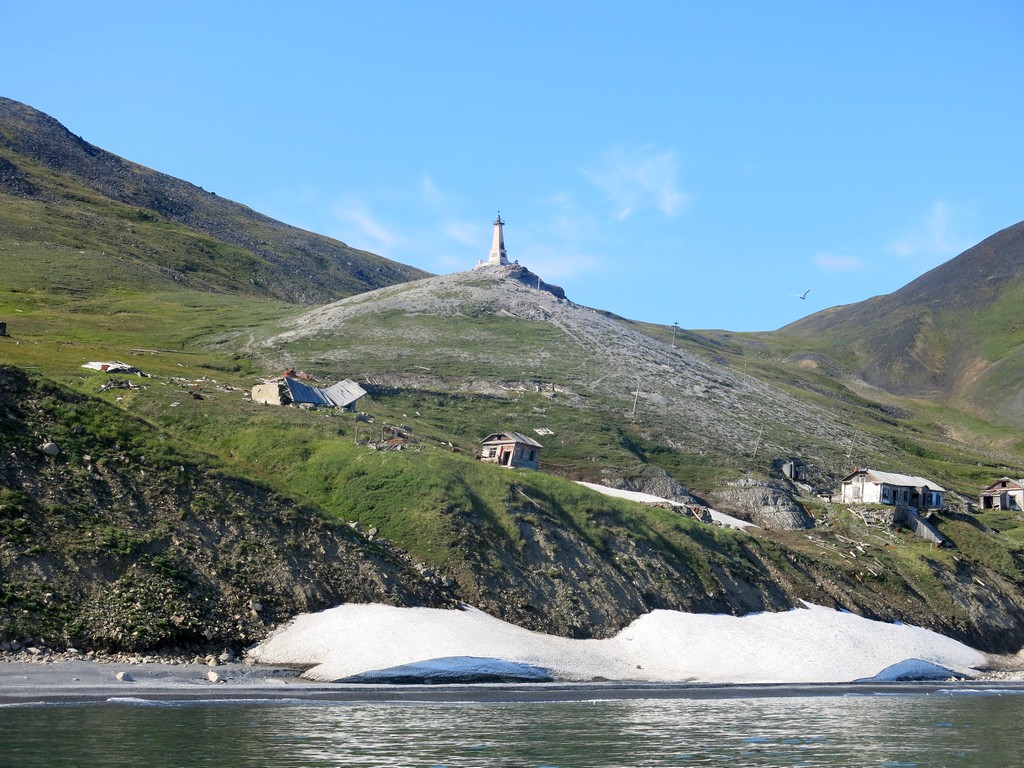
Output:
[{"xmin": 710, "ymin": 478, "xmax": 814, "ymax": 530}]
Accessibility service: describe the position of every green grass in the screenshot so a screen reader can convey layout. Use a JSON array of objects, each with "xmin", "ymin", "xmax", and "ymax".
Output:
[{"xmin": 5, "ymin": 137, "xmax": 1024, "ymax": 651}]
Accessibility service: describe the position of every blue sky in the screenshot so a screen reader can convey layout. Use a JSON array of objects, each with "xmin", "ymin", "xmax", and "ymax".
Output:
[{"xmin": 4, "ymin": 1, "xmax": 1023, "ymax": 331}]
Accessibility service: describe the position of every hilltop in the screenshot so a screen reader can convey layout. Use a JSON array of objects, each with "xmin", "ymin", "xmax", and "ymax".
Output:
[
  {"xmin": 247, "ymin": 264, "xmax": 868, "ymax": 487},
  {"xmin": 3, "ymin": 99, "xmax": 1024, "ymax": 657}
]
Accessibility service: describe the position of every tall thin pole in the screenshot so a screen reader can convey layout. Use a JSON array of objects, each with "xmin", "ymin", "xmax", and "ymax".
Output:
[{"xmin": 751, "ymin": 424, "xmax": 764, "ymax": 458}]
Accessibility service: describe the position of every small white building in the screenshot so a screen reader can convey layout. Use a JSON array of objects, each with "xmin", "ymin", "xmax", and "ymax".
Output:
[
  {"xmin": 840, "ymin": 468, "xmax": 945, "ymax": 510},
  {"xmin": 979, "ymin": 477, "xmax": 1024, "ymax": 511},
  {"xmin": 479, "ymin": 431, "xmax": 542, "ymax": 470}
]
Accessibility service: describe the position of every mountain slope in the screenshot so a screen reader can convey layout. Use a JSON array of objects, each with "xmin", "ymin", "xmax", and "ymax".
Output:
[
  {"xmin": 0, "ymin": 97, "xmax": 428, "ymax": 304},
  {"xmin": 4, "ymin": 99, "xmax": 1024, "ymax": 657},
  {"xmin": 776, "ymin": 221, "xmax": 1024, "ymax": 426}
]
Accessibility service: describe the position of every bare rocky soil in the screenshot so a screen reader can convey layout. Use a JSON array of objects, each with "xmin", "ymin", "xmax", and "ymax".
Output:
[{"xmin": 252, "ymin": 265, "xmax": 873, "ymax": 476}]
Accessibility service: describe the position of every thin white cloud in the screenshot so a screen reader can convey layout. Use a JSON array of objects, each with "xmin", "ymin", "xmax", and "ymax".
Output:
[
  {"xmin": 442, "ymin": 219, "xmax": 479, "ymax": 247},
  {"xmin": 434, "ymin": 252, "xmax": 469, "ymax": 271},
  {"xmin": 324, "ymin": 179, "xmax": 609, "ymax": 283},
  {"xmin": 512, "ymin": 192, "xmax": 607, "ymax": 281},
  {"xmin": 330, "ymin": 199, "xmax": 405, "ymax": 255},
  {"xmin": 813, "ymin": 252, "xmax": 866, "ymax": 271},
  {"xmin": 887, "ymin": 201, "xmax": 969, "ymax": 259},
  {"xmin": 420, "ymin": 175, "xmax": 449, "ymax": 206},
  {"xmin": 584, "ymin": 144, "xmax": 689, "ymax": 220},
  {"xmin": 514, "ymin": 242, "xmax": 602, "ymax": 282}
]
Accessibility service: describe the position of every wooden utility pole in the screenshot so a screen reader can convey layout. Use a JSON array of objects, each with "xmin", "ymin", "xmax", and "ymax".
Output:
[{"xmin": 751, "ymin": 424, "xmax": 764, "ymax": 458}]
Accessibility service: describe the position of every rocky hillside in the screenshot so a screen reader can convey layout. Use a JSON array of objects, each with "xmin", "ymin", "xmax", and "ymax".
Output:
[
  {"xmin": 6, "ymin": 363, "xmax": 1024, "ymax": 654},
  {"xmin": 0, "ymin": 97, "xmax": 428, "ymax": 303},
  {"xmin": 0, "ymin": 365, "xmax": 452, "ymax": 653},
  {"xmin": 246, "ymin": 263, "xmax": 875, "ymax": 492}
]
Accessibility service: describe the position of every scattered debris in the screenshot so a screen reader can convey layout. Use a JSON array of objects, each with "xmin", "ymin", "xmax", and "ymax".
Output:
[
  {"xmin": 99, "ymin": 378, "xmax": 141, "ymax": 392},
  {"xmin": 82, "ymin": 361, "xmax": 149, "ymax": 377}
]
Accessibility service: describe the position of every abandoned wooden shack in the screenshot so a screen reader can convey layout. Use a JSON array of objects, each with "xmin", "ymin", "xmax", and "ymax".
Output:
[
  {"xmin": 479, "ymin": 431, "xmax": 542, "ymax": 470},
  {"xmin": 251, "ymin": 376, "xmax": 366, "ymax": 409},
  {"xmin": 979, "ymin": 477, "xmax": 1024, "ymax": 510},
  {"xmin": 839, "ymin": 468, "xmax": 945, "ymax": 510}
]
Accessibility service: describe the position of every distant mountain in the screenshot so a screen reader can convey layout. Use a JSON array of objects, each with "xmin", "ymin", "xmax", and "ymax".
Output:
[
  {"xmin": 777, "ymin": 221, "xmax": 1024, "ymax": 426},
  {"xmin": 0, "ymin": 97, "xmax": 428, "ymax": 303}
]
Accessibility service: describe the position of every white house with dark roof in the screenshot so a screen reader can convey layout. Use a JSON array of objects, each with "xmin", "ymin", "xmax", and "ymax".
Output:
[
  {"xmin": 479, "ymin": 431, "xmax": 542, "ymax": 470},
  {"xmin": 840, "ymin": 468, "xmax": 945, "ymax": 510}
]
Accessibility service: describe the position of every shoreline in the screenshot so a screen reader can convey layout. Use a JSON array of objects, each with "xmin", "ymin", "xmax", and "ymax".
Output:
[{"xmin": 3, "ymin": 657, "xmax": 1024, "ymax": 706}]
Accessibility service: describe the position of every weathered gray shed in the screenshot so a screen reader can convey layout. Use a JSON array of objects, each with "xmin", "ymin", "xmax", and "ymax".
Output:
[{"xmin": 479, "ymin": 431, "xmax": 542, "ymax": 470}]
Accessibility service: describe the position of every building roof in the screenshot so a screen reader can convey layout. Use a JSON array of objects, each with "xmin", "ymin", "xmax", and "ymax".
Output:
[
  {"xmin": 842, "ymin": 468, "xmax": 945, "ymax": 493},
  {"xmin": 283, "ymin": 377, "xmax": 366, "ymax": 407},
  {"xmin": 321, "ymin": 379, "xmax": 368, "ymax": 408},
  {"xmin": 981, "ymin": 477, "xmax": 1024, "ymax": 492},
  {"xmin": 480, "ymin": 431, "xmax": 543, "ymax": 448}
]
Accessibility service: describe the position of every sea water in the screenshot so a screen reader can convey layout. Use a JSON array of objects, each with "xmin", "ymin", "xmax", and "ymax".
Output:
[{"xmin": 2, "ymin": 689, "xmax": 1023, "ymax": 767}]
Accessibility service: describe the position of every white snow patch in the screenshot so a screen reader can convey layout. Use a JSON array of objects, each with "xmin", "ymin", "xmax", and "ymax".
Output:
[
  {"xmin": 250, "ymin": 602, "xmax": 987, "ymax": 684},
  {"xmin": 574, "ymin": 481, "xmax": 756, "ymax": 530},
  {"xmin": 857, "ymin": 658, "xmax": 963, "ymax": 682}
]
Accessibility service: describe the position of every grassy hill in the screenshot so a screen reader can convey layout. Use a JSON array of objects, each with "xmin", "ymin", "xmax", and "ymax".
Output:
[
  {"xmin": 0, "ymin": 96, "xmax": 428, "ymax": 306},
  {"xmin": 3, "ymin": 99, "xmax": 1024, "ymax": 656},
  {"xmin": 775, "ymin": 221, "xmax": 1024, "ymax": 429}
]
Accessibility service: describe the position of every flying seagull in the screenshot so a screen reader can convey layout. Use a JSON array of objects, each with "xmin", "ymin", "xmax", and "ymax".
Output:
[{"xmin": 793, "ymin": 289, "xmax": 811, "ymax": 300}]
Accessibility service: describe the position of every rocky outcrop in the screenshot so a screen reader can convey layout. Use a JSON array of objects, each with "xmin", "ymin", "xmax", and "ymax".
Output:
[
  {"xmin": 597, "ymin": 465, "xmax": 700, "ymax": 505},
  {"xmin": 709, "ymin": 478, "xmax": 814, "ymax": 530}
]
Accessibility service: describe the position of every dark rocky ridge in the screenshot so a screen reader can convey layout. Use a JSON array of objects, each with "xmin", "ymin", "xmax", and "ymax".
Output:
[{"xmin": 0, "ymin": 97, "xmax": 428, "ymax": 304}]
